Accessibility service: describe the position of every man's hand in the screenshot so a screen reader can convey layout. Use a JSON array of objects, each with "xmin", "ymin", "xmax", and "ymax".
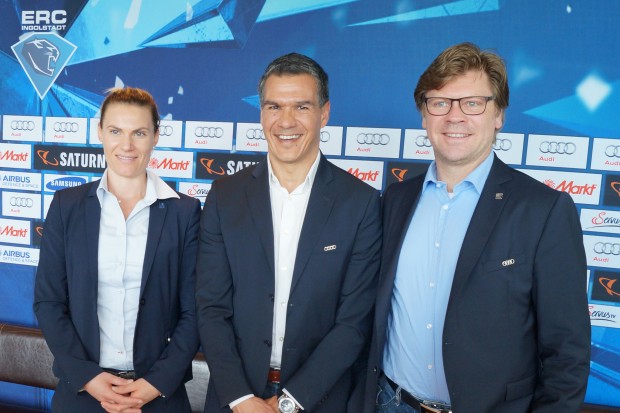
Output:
[
  {"xmin": 232, "ymin": 396, "xmax": 276, "ymax": 413},
  {"xmin": 83, "ymin": 372, "xmax": 143, "ymax": 413},
  {"xmin": 105, "ymin": 378, "xmax": 161, "ymax": 411},
  {"xmin": 265, "ymin": 395, "xmax": 279, "ymax": 412}
]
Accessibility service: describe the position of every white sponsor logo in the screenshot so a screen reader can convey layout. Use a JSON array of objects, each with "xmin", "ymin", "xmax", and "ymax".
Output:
[
  {"xmin": 328, "ymin": 158, "xmax": 384, "ymax": 190},
  {"xmin": 88, "ymin": 118, "xmax": 101, "ymax": 145},
  {"xmin": 581, "ymin": 209, "xmax": 620, "ymax": 235},
  {"xmin": 525, "ymin": 134, "xmax": 589, "ymax": 169},
  {"xmin": 44, "ymin": 116, "xmax": 87, "ymax": 144},
  {"xmin": 2, "ymin": 191, "xmax": 42, "ymax": 219},
  {"xmin": 494, "ymin": 132, "xmax": 525, "ymax": 165},
  {"xmin": 0, "ymin": 171, "xmax": 42, "ymax": 191},
  {"xmin": 178, "ymin": 182, "xmax": 211, "ymax": 204},
  {"xmin": 591, "ymin": 138, "xmax": 620, "ymax": 171},
  {"xmin": 0, "ymin": 218, "xmax": 30, "ymax": 245},
  {"xmin": 0, "ymin": 246, "xmax": 39, "ymax": 266},
  {"xmin": 589, "ymin": 303, "xmax": 619, "ymax": 328},
  {"xmin": 0, "ymin": 143, "xmax": 32, "ymax": 169},
  {"xmin": 345, "ymin": 127, "xmax": 401, "ymax": 159},
  {"xmin": 2, "ymin": 115, "xmax": 43, "ymax": 142},
  {"xmin": 43, "ymin": 174, "xmax": 89, "ymax": 192},
  {"xmin": 518, "ymin": 169, "xmax": 601, "ymax": 205},
  {"xmin": 184, "ymin": 121, "xmax": 233, "ymax": 150},
  {"xmin": 319, "ymin": 126, "xmax": 343, "ymax": 156},
  {"xmin": 21, "ymin": 9, "xmax": 67, "ymax": 31},
  {"xmin": 235, "ymin": 122, "xmax": 267, "ymax": 152},
  {"xmin": 157, "ymin": 120, "xmax": 184, "ymax": 148},
  {"xmin": 148, "ymin": 150, "xmax": 193, "ymax": 178},
  {"xmin": 583, "ymin": 235, "xmax": 620, "ymax": 269},
  {"xmin": 402, "ymin": 129, "xmax": 434, "ymax": 160}
]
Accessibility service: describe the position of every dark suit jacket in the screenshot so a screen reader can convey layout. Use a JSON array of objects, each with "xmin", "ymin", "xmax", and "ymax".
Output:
[
  {"xmin": 34, "ymin": 180, "xmax": 201, "ymax": 412},
  {"xmin": 362, "ymin": 156, "xmax": 590, "ymax": 413},
  {"xmin": 196, "ymin": 155, "xmax": 381, "ymax": 412}
]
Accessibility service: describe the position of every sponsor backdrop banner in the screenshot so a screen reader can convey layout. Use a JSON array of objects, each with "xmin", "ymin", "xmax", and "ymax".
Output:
[{"xmin": 0, "ymin": 0, "xmax": 618, "ymax": 409}]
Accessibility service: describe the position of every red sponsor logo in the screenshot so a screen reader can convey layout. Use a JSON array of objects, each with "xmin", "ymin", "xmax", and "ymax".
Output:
[
  {"xmin": 347, "ymin": 168, "xmax": 380, "ymax": 182},
  {"xmin": 543, "ymin": 179, "xmax": 597, "ymax": 195},
  {"xmin": 1, "ymin": 150, "xmax": 29, "ymax": 162},
  {"xmin": 148, "ymin": 157, "xmax": 190, "ymax": 171}
]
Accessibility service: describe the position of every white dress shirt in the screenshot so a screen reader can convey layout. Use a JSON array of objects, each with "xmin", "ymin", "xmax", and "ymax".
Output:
[
  {"xmin": 229, "ymin": 153, "xmax": 320, "ymax": 410},
  {"xmin": 95, "ymin": 169, "xmax": 179, "ymax": 370}
]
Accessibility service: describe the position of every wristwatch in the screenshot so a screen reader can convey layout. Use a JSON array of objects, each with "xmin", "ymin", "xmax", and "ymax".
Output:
[{"xmin": 278, "ymin": 394, "xmax": 301, "ymax": 413}]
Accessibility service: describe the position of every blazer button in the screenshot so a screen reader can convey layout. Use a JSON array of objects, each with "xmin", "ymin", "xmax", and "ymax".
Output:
[
  {"xmin": 140, "ymin": 299, "xmax": 146, "ymax": 306},
  {"xmin": 264, "ymin": 340, "xmax": 272, "ymax": 347},
  {"xmin": 373, "ymin": 367, "xmax": 377, "ymax": 373},
  {"xmin": 269, "ymin": 294, "xmax": 274, "ymax": 302}
]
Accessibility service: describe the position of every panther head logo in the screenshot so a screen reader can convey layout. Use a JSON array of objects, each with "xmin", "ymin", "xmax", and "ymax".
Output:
[{"xmin": 21, "ymin": 38, "xmax": 60, "ymax": 77}]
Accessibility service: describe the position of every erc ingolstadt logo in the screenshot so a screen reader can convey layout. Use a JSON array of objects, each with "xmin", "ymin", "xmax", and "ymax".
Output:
[{"xmin": 11, "ymin": 32, "xmax": 77, "ymax": 99}]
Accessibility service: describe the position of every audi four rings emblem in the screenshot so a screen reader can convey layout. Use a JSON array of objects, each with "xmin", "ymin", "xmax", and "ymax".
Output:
[
  {"xmin": 159, "ymin": 125, "xmax": 174, "ymax": 136},
  {"xmin": 246, "ymin": 129, "xmax": 265, "ymax": 140},
  {"xmin": 53, "ymin": 122, "xmax": 79, "ymax": 133},
  {"xmin": 195, "ymin": 126, "xmax": 224, "ymax": 138},
  {"xmin": 10, "ymin": 197, "xmax": 34, "ymax": 207},
  {"xmin": 594, "ymin": 242, "xmax": 620, "ymax": 255},
  {"xmin": 493, "ymin": 139, "xmax": 512, "ymax": 151},
  {"xmin": 539, "ymin": 141, "xmax": 576, "ymax": 155},
  {"xmin": 320, "ymin": 131, "xmax": 330, "ymax": 142},
  {"xmin": 357, "ymin": 133, "xmax": 389, "ymax": 145},
  {"xmin": 415, "ymin": 135, "xmax": 432, "ymax": 147},
  {"xmin": 605, "ymin": 145, "xmax": 620, "ymax": 158},
  {"xmin": 11, "ymin": 120, "xmax": 36, "ymax": 131}
]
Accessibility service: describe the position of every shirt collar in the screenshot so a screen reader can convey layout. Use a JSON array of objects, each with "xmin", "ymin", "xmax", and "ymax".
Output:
[
  {"xmin": 424, "ymin": 150, "xmax": 495, "ymax": 195},
  {"xmin": 96, "ymin": 169, "xmax": 179, "ymax": 206},
  {"xmin": 267, "ymin": 151, "xmax": 321, "ymax": 194}
]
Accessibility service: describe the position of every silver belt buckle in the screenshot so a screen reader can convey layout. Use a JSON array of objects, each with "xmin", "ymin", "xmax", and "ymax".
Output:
[{"xmin": 420, "ymin": 401, "xmax": 452, "ymax": 413}]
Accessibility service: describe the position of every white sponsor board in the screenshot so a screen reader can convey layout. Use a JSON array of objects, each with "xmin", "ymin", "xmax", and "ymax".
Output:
[
  {"xmin": 44, "ymin": 116, "xmax": 88, "ymax": 144},
  {"xmin": 494, "ymin": 132, "xmax": 525, "ymax": 165},
  {"xmin": 583, "ymin": 234, "xmax": 620, "ymax": 269},
  {"xmin": 185, "ymin": 121, "xmax": 233, "ymax": 150},
  {"xmin": 525, "ymin": 134, "xmax": 589, "ymax": 169},
  {"xmin": 178, "ymin": 182, "xmax": 212, "ymax": 204},
  {"xmin": 589, "ymin": 303, "xmax": 620, "ymax": 329},
  {"xmin": 518, "ymin": 169, "xmax": 601, "ymax": 205},
  {"xmin": 0, "ymin": 143, "xmax": 32, "ymax": 169},
  {"xmin": 236, "ymin": 122, "xmax": 267, "ymax": 152},
  {"xmin": 591, "ymin": 138, "xmax": 620, "ymax": 171},
  {"xmin": 148, "ymin": 150, "xmax": 193, "ymax": 178},
  {"xmin": 88, "ymin": 118, "xmax": 101, "ymax": 145},
  {"xmin": 2, "ymin": 115, "xmax": 43, "ymax": 142},
  {"xmin": 157, "ymin": 120, "xmax": 184, "ymax": 148},
  {"xmin": 402, "ymin": 129, "xmax": 434, "ymax": 160},
  {"xmin": 319, "ymin": 126, "xmax": 343, "ymax": 156},
  {"xmin": 0, "ymin": 218, "xmax": 30, "ymax": 245},
  {"xmin": 0, "ymin": 171, "xmax": 41, "ymax": 191},
  {"xmin": 0, "ymin": 245, "xmax": 39, "ymax": 266},
  {"xmin": 580, "ymin": 209, "xmax": 620, "ymax": 235},
  {"xmin": 345, "ymin": 127, "xmax": 401, "ymax": 159},
  {"xmin": 328, "ymin": 158, "xmax": 384, "ymax": 190},
  {"xmin": 2, "ymin": 191, "xmax": 42, "ymax": 219}
]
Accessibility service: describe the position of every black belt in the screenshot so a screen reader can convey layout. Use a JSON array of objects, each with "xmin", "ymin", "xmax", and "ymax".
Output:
[
  {"xmin": 384, "ymin": 375, "xmax": 452, "ymax": 413},
  {"xmin": 102, "ymin": 368, "xmax": 137, "ymax": 380}
]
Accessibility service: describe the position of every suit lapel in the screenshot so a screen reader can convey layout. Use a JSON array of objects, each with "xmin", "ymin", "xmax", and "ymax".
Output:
[
  {"xmin": 248, "ymin": 161, "xmax": 275, "ymax": 275},
  {"xmin": 141, "ymin": 200, "xmax": 167, "ymax": 296},
  {"xmin": 448, "ymin": 156, "xmax": 513, "ymax": 302},
  {"xmin": 290, "ymin": 157, "xmax": 335, "ymax": 292}
]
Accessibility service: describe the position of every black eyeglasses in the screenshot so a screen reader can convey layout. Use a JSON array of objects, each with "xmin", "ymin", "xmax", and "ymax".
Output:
[{"xmin": 424, "ymin": 96, "xmax": 495, "ymax": 116}]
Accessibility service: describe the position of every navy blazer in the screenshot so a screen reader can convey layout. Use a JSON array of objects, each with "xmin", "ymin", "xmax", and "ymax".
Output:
[
  {"xmin": 362, "ymin": 156, "xmax": 590, "ymax": 413},
  {"xmin": 34, "ymin": 180, "xmax": 201, "ymax": 412},
  {"xmin": 196, "ymin": 155, "xmax": 382, "ymax": 412}
]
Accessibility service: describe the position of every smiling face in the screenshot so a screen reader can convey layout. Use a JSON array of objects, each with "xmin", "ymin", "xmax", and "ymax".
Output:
[
  {"xmin": 98, "ymin": 102, "xmax": 159, "ymax": 183},
  {"xmin": 422, "ymin": 70, "xmax": 503, "ymax": 176},
  {"xmin": 260, "ymin": 73, "xmax": 330, "ymax": 174}
]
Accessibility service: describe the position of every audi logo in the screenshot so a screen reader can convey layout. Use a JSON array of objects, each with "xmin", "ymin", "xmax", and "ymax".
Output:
[
  {"xmin": 10, "ymin": 197, "xmax": 34, "ymax": 207},
  {"xmin": 415, "ymin": 135, "xmax": 432, "ymax": 147},
  {"xmin": 357, "ymin": 133, "xmax": 389, "ymax": 145},
  {"xmin": 246, "ymin": 129, "xmax": 265, "ymax": 140},
  {"xmin": 195, "ymin": 126, "xmax": 223, "ymax": 138},
  {"xmin": 493, "ymin": 138, "xmax": 512, "ymax": 151},
  {"xmin": 53, "ymin": 122, "xmax": 79, "ymax": 133},
  {"xmin": 539, "ymin": 141, "xmax": 576, "ymax": 155},
  {"xmin": 159, "ymin": 125, "xmax": 174, "ymax": 136},
  {"xmin": 594, "ymin": 242, "xmax": 620, "ymax": 255},
  {"xmin": 320, "ymin": 131, "xmax": 330, "ymax": 143},
  {"xmin": 605, "ymin": 145, "xmax": 620, "ymax": 158},
  {"xmin": 11, "ymin": 120, "xmax": 35, "ymax": 131}
]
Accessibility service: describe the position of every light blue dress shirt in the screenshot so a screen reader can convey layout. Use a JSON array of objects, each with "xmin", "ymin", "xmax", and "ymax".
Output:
[{"xmin": 383, "ymin": 151, "xmax": 494, "ymax": 404}]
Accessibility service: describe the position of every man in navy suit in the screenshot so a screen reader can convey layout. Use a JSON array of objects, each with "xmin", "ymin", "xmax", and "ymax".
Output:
[
  {"xmin": 35, "ymin": 88, "xmax": 200, "ymax": 412},
  {"xmin": 362, "ymin": 43, "xmax": 590, "ymax": 413},
  {"xmin": 196, "ymin": 53, "xmax": 381, "ymax": 413}
]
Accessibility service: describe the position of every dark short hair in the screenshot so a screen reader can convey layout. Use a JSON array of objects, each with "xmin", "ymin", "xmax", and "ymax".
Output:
[
  {"xmin": 258, "ymin": 52, "xmax": 329, "ymax": 107},
  {"xmin": 99, "ymin": 87, "xmax": 160, "ymax": 132},
  {"xmin": 414, "ymin": 42, "xmax": 509, "ymax": 114}
]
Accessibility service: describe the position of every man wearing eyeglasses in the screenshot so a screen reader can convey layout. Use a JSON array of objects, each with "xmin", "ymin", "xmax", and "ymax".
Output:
[{"xmin": 360, "ymin": 42, "xmax": 590, "ymax": 413}]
